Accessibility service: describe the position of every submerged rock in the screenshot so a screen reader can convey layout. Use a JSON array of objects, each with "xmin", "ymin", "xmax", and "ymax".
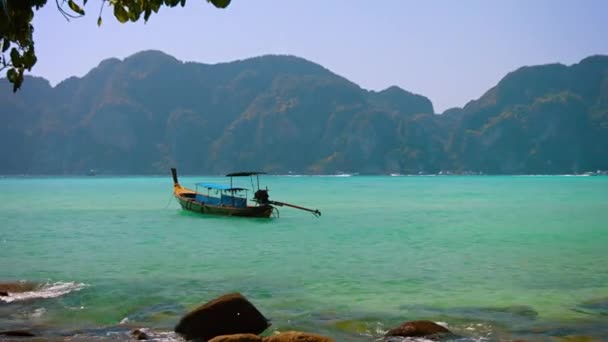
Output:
[
  {"xmin": 398, "ymin": 303, "xmax": 538, "ymax": 327},
  {"xmin": 573, "ymin": 297, "xmax": 608, "ymax": 316},
  {"xmin": 559, "ymin": 337, "xmax": 599, "ymax": 342},
  {"xmin": 124, "ymin": 302, "xmax": 186, "ymax": 324},
  {"xmin": 264, "ymin": 331, "xmax": 334, "ymax": 342},
  {"xmin": 209, "ymin": 333, "xmax": 264, "ymax": 342},
  {"xmin": 385, "ymin": 320, "xmax": 452, "ymax": 340},
  {"xmin": 174, "ymin": 292, "xmax": 270, "ymax": 341},
  {"xmin": 331, "ymin": 319, "xmax": 371, "ymax": 334},
  {"xmin": 492, "ymin": 305, "xmax": 538, "ymax": 318}
]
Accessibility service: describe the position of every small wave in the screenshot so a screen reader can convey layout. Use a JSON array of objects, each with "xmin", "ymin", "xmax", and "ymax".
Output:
[{"xmin": 0, "ymin": 281, "xmax": 87, "ymax": 303}]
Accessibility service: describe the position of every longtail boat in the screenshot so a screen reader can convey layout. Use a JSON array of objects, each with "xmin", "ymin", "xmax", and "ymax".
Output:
[{"xmin": 171, "ymin": 168, "xmax": 321, "ymax": 218}]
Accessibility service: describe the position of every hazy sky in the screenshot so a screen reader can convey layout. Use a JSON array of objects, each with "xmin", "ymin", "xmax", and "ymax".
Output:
[{"xmin": 28, "ymin": 0, "xmax": 608, "ymax": 112}]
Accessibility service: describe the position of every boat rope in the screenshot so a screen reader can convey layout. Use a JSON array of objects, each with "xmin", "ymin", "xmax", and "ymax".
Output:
[{"xmin": 163, "ymin": 193, "xmax": 174, "ymax": 209}]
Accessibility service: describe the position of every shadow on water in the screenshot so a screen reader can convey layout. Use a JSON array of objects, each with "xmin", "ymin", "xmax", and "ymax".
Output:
[{"xmin": 176, "ymin": 208, "xmax": 277, "ymax": 224}]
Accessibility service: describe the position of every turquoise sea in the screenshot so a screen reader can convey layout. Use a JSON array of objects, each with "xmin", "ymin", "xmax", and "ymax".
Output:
[{"xmin": 1, "ymin": 175, "xmax": 607, "ymax": 341}]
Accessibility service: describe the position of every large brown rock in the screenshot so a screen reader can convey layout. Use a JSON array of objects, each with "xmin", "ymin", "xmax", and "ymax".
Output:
[
  {"xmin": 0, "ymin": 281, "xmax": 38, "ymax": 294},
  {"xmin": 209, "ymin": 334, "xmax": 263, "ymax": 342},
  {"xmin": 385, "ymin": 320, "xmax": 451, "ymax": 339},
  {"xmin": 263, "ymin": 331, "xmax": 334, "ymax": 342},
  {"xmin": 174, "ymin": 292, "xmax": 270, "ymax": 341}
]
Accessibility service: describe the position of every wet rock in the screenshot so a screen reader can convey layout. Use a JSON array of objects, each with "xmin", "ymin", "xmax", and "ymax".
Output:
[
  {"xmin": 263, "ymin": 331, "xmax": 334, "ymax": 342},
  {"xmin": 399, "ymin": 304, "xmax": 538, "ymax": 326},
  {"xmin": 573, "ymin": 297, "xmax": 608, "ymax": 316},
  {"xmin": 385, "ymin": 320, "xmax": 451, "ymax": 339},
  {"xmin": 209, "ymin": 333, "xmax": 264, "ymax": 342},
  {"xmin": 0, "ymin": 329, "xmax": 36, "ymax": 337},
  {"xmin": 0, "ymin": 281, "xmax": 38, "ymax": 294},
  {"xmin": 125, "ymin": 302, "xmax": 186, "ymax": 324},
  {"xmin": 494, "ymin": 305, "xmax": 539, "ymax": 318},
  {"xmin": 0, "ymin": 291, "xmax": 8, "ymax": 296},
  {"xmin": 174, "ymin": 292, "xmax": 270, "ymax": 341},
  {"xmin": 131, "ymin": 328, "xmax": 148, "ymax": 340},
  {"xmin": 331, "ymin": 319, "xmax": 370, "ymax": 334}
]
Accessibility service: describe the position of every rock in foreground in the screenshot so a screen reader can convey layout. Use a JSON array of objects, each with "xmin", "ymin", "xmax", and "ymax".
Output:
[
  {"xmin": 264, "ymin": 331, "xmax": 334, "ymax": 342},
  {"xmin": 385, "ymin": 320, "xmax": 451, "ymax": 339},
  {"xmin": 209, "ymin": 334, "xmax": 263, "ymax": 342},
  {"xmin": 175, "ymin": 292, "xmax": 270, "ymax": 341},
  {"xmin": 208, "ymin": 332, "xmax": 333, "ymax": 342}
]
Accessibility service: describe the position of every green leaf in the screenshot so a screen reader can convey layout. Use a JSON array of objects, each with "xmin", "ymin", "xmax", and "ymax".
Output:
[
  {"xmin": 7, "ymin": 68, "xmax": 18, "ymax": 83},
  {"xmin": 114, "ymin": 5, "xmax": 129, "ymax": 23},
  {"xmin": 143, "ymin": 8, "xmax": 151, "ymax": 21},
  {"xmin": 10, "ymin": 48, "xmax": 21, "ymax": 66},
  {"xmin": 152, "ymin": 0, "xmax": 162, "ymax": 12},
  {"xmin": 97, "ymin": 16, "xmax": 103, "ymax": 26},
  {"xmin": 1, "ymin": 38, "xmax": 9, "ymax": 53},
  {"xmin": 128, "ymin": 6, "xmax": 141, "ymax": 21},
  {"xmin": 209, "ymin": 0, "xmax": 230, "ymax": 8},
  {"xmin": 13, "ymin": 70, "xmax": 24, "ymax": 92},
  {"xmin": 22, "ymin": 49, "xmax": 37, "ymax": 70},
  {"xmin": 68, "ymin": 0, "xmax": 85, "ymax": 15}
]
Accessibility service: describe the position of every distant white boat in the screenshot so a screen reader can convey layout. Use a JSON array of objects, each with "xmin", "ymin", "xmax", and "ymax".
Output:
[{"xmin": 390, "ymin": 173, "xmax": 403, "ymax": 177}]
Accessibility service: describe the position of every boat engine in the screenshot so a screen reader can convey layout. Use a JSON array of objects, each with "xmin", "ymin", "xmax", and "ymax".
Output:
[{"xmin": 254, "ymin": 189, "xmax": 270, "ymax": 204}]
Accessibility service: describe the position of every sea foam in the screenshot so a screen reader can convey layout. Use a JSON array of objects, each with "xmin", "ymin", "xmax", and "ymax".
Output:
[{"xmin": 0, "ymin": 281, "xmax": 87, "ymax": 303}]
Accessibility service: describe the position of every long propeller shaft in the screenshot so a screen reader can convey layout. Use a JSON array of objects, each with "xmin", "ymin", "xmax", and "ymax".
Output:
[{"xmin": 268, "ymin": 200, "xmax": 322, "ymax": 217}]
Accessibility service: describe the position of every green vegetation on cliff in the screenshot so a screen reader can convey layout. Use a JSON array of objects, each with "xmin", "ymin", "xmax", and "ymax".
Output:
[{"xmin": 1, "ymin": 52, "xmax": 607, "ymax": 174}]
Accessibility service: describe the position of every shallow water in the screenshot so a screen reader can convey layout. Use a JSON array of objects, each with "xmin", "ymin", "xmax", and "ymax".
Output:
[{"xmin": 1, "ymin": 175, "xmax": 607, "ymax": 340}]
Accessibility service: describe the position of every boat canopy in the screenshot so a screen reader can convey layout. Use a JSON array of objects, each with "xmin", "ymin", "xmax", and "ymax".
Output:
[
  {"xmin": 225, "ymin": 171, "xmax": 266, "ymax": 177},
  {"xmin": 196, "ymin": 183, "xmax": 247, "ymax": 192}
]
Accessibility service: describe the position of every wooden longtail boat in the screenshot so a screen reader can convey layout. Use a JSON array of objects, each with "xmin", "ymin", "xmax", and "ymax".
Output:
[{"xmin": 171, "ymin": 168, "xmax": 321, "ymax": 218}]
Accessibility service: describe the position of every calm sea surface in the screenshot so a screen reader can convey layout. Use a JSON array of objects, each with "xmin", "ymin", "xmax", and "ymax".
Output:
[{"xmin": 1, "ymin": 175, "xmax": 607, "ymax": 341}]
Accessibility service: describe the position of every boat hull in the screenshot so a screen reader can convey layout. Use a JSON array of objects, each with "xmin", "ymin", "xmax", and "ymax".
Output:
[{"xmin": 175, "ymin": 193, "xmax": 273, "ymax": 218}]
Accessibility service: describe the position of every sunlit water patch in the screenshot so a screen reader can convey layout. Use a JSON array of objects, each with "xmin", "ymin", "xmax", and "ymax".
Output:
[{"xmin": 1, "ymin": 175, "xmax": 607, "ymax": 340}]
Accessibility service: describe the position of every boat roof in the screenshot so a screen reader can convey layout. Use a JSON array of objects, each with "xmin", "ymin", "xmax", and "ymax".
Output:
[
  {"xmin": 225, "ymin": 171, "xmax": 266, "ymax": 177},
  {"xmin": 195, "ymin": 183, "xmax": 247, "ymax": 191}
]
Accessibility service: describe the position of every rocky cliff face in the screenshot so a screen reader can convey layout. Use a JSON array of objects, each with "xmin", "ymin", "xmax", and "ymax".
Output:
[
  {"xmin": 448, "ymin": 55, "xmax": 608, "ymax": 173},
  {"xmin": 1, "ymin": 52, "xmax": 607, "ymax": 174}
]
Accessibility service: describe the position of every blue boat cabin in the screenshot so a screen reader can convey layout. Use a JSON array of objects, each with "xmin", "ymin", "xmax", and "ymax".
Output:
[{"xmin": 194, "ymin": 183, "xmax": 248, "ymax": 208}]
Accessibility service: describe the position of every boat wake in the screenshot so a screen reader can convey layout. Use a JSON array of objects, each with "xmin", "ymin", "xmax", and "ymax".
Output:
[{"xmin": 0, "ymin": 281, "xmax": 87, "ymax": 303}]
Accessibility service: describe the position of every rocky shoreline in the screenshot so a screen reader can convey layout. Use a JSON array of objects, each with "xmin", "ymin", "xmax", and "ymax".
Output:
[{"xmin": 2, "ymin": 282, "xmax": 607, "ymax": 341}]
